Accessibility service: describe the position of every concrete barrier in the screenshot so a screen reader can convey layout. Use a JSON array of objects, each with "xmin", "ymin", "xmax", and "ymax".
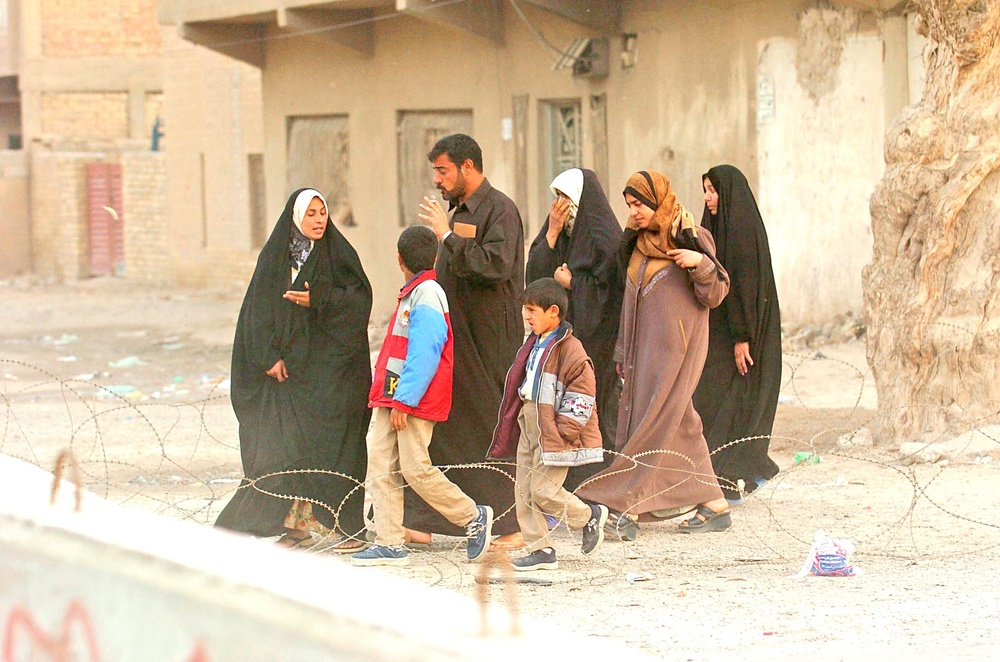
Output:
[{"xmin": 0, "ymin": 454, "xmax": 647, "ymax": 661}]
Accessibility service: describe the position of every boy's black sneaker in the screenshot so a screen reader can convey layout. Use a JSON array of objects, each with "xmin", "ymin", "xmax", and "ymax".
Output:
[
  {"xmin": 511, "ymin": 547, "xmax": 558, "ymax": 571},
  {"xmin": 466, "ymin": 504, "xmax": 494, "ymax": 562},
  {"xmin": 581, "ymin": 504, "xmax": 609, "ymax": 555}
]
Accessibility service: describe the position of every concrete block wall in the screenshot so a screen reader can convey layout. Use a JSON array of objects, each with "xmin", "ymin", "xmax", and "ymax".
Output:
[
  {"xmin": 40, "ymin": 92, "xmax": 130, "ymax": 140},
  {"xmin": 0, "ymin": 150, "xmax": 30, "ymax": 277},
  {"xmin": 28, "ymin": 150, "xmax": 100, "ymax": 281},
  {"xmin": 121, "ymin": 151, "xmax": 169, "ymax": 284},
  {"xmin": 39, "ymin": 0, "xmax": 161, "ymax": 58},
  {"xmin": 0, "ymin": 454, "xmax": 651, "ymax": 661}
]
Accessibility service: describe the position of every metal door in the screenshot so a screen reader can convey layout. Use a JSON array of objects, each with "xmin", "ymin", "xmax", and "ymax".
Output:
[
  {"xmin": 286, "ymin": 115, "xmax": 353, "ymax": 226},
  {"xmin": 86, "ymin": 163, "xmax": 124, "ymax": 276},
  {"xmin": 396, "ymin": 110, "xmax": 473, "ymax": 226}
]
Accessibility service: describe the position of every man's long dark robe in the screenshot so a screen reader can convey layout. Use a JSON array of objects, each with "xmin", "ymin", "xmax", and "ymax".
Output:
[
  {"xmin": 526, "ymin": 169, "xmax": 623, "ymax": 489},
  {"xmin": 693, "ymin": 165, "xmax": 781, "ymax": 499},
  {"xmin": 403, "ymin": 179, "xmax": 524, "ymax": 535},
  {"xmin": 216, "ymin": 189, "xmax": 372, "ymax": 537}
]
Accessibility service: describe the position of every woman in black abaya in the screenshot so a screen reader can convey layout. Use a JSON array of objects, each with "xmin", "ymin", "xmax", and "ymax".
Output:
[
  {"xmin": 692, "ymin": 165, "xmax": 781, "ymax": 503},
  {"xmin": 215, "ymin": 188, "xmax": 372, "ymax": 548},
  {"xmin": 526, "ymin": 168, "xmax": 624, "ymax": 489}
]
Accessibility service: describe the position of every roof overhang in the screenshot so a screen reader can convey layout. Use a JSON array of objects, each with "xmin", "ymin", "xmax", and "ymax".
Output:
[{"xmin": 160, "ymin": 0, "xmax": 624, "ymax": 67}]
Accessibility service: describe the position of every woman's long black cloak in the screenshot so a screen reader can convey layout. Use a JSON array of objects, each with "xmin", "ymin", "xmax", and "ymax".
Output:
[
  {"xmin": 692, "ymin": 165, "xmax": 781, "ymax": 499},
  {"xmin": 215, "ymin": 189, "xmax": 372, "ymax": 537},
  {"xmin": 526, "ymin": 169, "xmax": 624, "ymax": 488}
]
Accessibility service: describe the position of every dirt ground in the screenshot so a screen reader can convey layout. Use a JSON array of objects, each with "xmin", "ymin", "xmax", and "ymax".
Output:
[{"xmin": 2, "ymin": 278, "xmax": 999, "ymax": 660}]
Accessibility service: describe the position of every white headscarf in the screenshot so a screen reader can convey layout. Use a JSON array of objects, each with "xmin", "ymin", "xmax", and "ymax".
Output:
[
  {"xmin": 549, "ymin": 168, "xmax": 584, "ymax": 235},
  {"xmin": 289, "ymin": 189, "xmax": 326, "ymax": 272}
]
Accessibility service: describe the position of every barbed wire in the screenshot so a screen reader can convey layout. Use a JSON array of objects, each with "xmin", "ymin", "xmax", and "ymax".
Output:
[{"xmin": 3, "ymin": 351, "xmax": 1000, "ymax": 596}]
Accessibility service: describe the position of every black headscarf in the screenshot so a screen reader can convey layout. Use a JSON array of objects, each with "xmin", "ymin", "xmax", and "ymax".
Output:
[
  {"xmin": 700, "ymin": 165, "xmax": 777, "ymax": 347},
  {"xmin": 527, "ymin": 168, "xmax": 624, "ymax": 340},
  {"xmin": 218, "ymin": 188, "xmax": 373, "ymax": 537}
]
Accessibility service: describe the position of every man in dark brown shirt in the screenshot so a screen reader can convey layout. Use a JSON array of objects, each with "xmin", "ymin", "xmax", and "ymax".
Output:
[{"xmin": 407, "ymin": 134, "xmax": 524, "ymax": 547}]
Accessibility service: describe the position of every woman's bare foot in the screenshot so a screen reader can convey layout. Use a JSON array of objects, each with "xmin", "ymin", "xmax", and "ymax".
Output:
[
  {"xmin": 404, "ymin": 528, "xmax": 432, "ymax": 545},
  {"xmin": 702, "ymin": 498, "xmax": 730, "ymax": 514}
]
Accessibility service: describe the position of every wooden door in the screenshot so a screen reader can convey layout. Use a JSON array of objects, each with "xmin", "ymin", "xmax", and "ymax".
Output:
[
  {"xmin": 86, "ymin": 163, "xmax": 124, "ymax": 276},
  {"xmin": 396, "ymin": 110, "xmax": 473, "ymax": 226}
]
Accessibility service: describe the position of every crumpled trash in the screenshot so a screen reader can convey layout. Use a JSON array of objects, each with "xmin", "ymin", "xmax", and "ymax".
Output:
[
  {"xmin": 108, "ymin": 355, "xmax": 147, "ymax": 368},
  {"xmin": 794, "ymin": 452, "xmax": 821, "ymax": 465},
  {"xmin": 626, "ymin": 571, "xmax": 653, "ymax": 582},
  {"xmin": 56, "ymin": 355, "xmax": 78, "ymax": 362},
  {"xmin": 791, "ymin": 529, "xmax": 859, "ymax": 578}
]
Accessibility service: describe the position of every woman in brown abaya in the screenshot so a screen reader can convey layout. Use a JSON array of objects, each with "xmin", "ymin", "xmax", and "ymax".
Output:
[{"xmin": 576, "ymin": 171, "xmax": 732, "ymax": 536}]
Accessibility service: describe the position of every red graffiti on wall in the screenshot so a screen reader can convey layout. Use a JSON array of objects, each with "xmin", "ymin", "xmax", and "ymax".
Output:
[{"xmin": 2, "ymin": 601, "xmax": 209, "ymax": 661}]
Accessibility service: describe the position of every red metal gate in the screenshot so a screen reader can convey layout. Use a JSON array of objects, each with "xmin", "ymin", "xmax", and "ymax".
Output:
[{"xmin": 86, "ymin": 163, "xmax": 124, "ymax": 276}]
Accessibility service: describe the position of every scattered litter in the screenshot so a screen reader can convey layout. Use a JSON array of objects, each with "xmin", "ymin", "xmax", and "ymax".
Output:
[
  {"xmin": 775, "ymin": 483, "xmax": 794, "ymax": 490},
  {"xmin": 56, "ymin": 355, "xmax": 78, "ymax": 362},
  {"xmin": 626, "ymin": 571, "xmax": 653, "ymax": 582},
  {"xmin": 975, "ymin": 455, "xmax": 993, "ymax": 465},
  {"xmin": 676, "ymin": 590, "xmax": 686, "ymax": 597},
  {"xmin": 814, "ymin": 476, "xmax": 848, "ymax": 488},
  {"xmin": 52, "ymin": 333, "xmax": 79, "ymax": 346},
  {"xmin": 155, "ymin": 336, "xmax": 182, "ymax": 345},
  {"xmin": 174, "ymin": 389, "xmax": 190, "ymax": 396},
  {"xmin": 98, "ymin": 384, "xmax": 136, "ymax": 399},
  {"xmin": 3, "ymin": 373, "xmax": 17, "ymax": 380},
  {"xmin": 174, "ymin": 376, "xmax": 184, "ymax": 383},
  {"xmin": 777, "ymin": 395, "xmax": 795, "ymax": 405},
  {"xmin": 793, "ymin": 452, "xmax": 821, "ymax": 465},
  {"xmin": 791, "ymin": 529, "xmax": 859, "ymax": 578},
  {"xmin": 216, "ymin": 377, "xmax": 231, "ymax": 391},
  {"xmin": 108, "ymin": 355, "xmax": 147, "ymax": 368},
  {"xmin": 116, "ymin": 330, "xmax": 149, "ymax": 338},
  {"xmin": 209, "ymin": 478, "xmax": 242, "ymax": 485},
  {"xmin": 71, "ymin": 373, "xmax": 96, "ymax": 381},
  {"xmin": 160, "ymin": 343, "xmax": 186, "ymax": 351}
]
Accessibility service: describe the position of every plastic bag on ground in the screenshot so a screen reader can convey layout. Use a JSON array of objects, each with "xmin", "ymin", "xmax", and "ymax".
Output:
[{"xmin": 791, "ymin": 529, "xmax": 860, "ymax": 578}]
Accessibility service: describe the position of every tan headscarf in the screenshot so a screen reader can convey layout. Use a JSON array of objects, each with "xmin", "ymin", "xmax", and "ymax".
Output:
[{"xmin": 623, "ymin": 171, "xmax": 699, "ymax": 259}]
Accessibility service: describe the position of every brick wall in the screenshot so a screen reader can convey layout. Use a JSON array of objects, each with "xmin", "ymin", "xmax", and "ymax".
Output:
[
  {"xmin": 41, "ymin": 92, "xmax": 130, "ymax": 140},
  {"xmin": 40, "ymin": 0, "xmax": 161, "ymax": 58},
  {"xmin": 29, "ymin": 150, "xmax": 102, "ymax": 280},
  {"xmin": 121, "ymin": 152, "xmax": 169, "ymax": 284}
]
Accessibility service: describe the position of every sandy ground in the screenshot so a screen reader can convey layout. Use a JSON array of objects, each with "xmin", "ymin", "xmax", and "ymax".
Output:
[{"xmin": 2, "ymin": 278, "xmax": 999, "ymax": 660}]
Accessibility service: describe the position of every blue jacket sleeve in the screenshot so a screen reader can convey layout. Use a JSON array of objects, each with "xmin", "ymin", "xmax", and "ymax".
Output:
[{"xmin": 392, "ymin": 303, "xmax": 447, "ymax": 408}]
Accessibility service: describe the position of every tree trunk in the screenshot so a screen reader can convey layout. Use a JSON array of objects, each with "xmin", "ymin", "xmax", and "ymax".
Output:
[{"xmin": 863, "ymin": 1, "xmax": 1000, "ymax": 444}]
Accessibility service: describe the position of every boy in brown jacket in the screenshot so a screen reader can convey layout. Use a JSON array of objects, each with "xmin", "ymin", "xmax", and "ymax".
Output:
[{"xmin": 487, "ymin": 277, "xmax": 608, "ymax": 570}]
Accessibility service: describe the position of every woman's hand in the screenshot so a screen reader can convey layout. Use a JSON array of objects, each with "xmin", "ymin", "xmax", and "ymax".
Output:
[
  {"xmin": 418, "ymin": 196, "xmax": 451, "ymax": 240},
  {"xmin": 554, "ymin": 263, "xmax": 573, "ymax": 289},
  {"xmin": 616, "ymin": 362, "xmax": 625, "ymax": 380},
  {"xmin": 390, "ymin": 407, "xmax": 409, "ymax": 431},
  {"xmin": 283, "ymin": 281, "xmax": 311, "ymax": 308},
  {"xmin": 734, "ymin": 342, "xmax": 754, "ymax": 376},
  {"xmin": 665, "ymin": 249, "xmax": 703, "ymax": 269},
  {"xmin": 546, "ymin": 196, "xmax": 571, "ymax": 248},
  {"xmin": 266, "ymin": 359, "xmax": 289, "ymax": 383}
]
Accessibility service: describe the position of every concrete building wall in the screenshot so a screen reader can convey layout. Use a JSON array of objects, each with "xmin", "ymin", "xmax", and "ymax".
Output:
[
  {"xmin": 161, "ymin": 27, "xmax": 263, "ymax": 289},
  {"xmin": 757, "ymin": 34, "xmax": 885, "ymax": 324},
  {"xmin": 259, "ymin": 0, "xmax": 880, "ymax": 323},
  {"xmin": 0, "ymin": 149, "xmax": 29, "ymax": 277}
]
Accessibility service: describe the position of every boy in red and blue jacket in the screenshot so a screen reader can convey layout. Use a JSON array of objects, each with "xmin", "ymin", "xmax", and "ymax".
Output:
[{"xmin": 352, "ymin": 226, "xmax": 493, "ymax": 567}]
